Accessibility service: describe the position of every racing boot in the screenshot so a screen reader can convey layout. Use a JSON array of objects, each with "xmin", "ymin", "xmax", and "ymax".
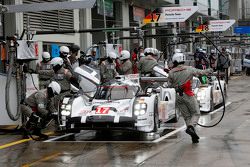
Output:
[
  {"xmin": 32, "ymin": 129, "xmax": 49, "ymax": 140},
  {"xmin": 25, "ymin": 113, "xmax": 40, "ymax": 131},
  {"xmin": 185, "ymin": 125, "xmax": 200, "ymax": 143}
]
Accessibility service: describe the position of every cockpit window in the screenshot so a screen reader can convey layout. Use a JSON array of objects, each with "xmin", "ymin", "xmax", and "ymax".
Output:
[{"xmin": 95, "ymin": 85, "xmax": 139, "ymax": 100}]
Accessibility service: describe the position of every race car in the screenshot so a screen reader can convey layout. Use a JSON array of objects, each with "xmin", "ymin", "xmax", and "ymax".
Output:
[
  {"xmin": 59, "ymin": 65, "xmax": 179, "ymax": 133},
  {"xmin": 192, "ymin": 76, "xmax": 227, "ymax": 112}
]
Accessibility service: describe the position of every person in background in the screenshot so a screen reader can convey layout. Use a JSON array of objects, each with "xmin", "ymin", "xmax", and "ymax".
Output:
[
  {"xmin": 132, "ymin": 48, "xmax": 139, "ymax": 74},
  {"xmin": 209, "ymin": 49, "xmax": 217, "ymax": 71},
  {"xmin": 217, "ymin": 48, "xmax": 231, "ymax": 84},
  {"xmin": 68, "ymin": 44, "xmax": 80, "ymax": 69},
  {"xmin": 194, "ymin": 48, "xmax": 209, "ymax": 70}
]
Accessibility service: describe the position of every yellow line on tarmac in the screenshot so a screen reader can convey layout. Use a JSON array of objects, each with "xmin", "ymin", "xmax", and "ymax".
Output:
[
  {"xmin": 0, "ymin": 132, "xmax": 54, "ymax": 150},
  {"xmin": 21, "ymin": 152, "xmax": 61, "ymax": 167}
]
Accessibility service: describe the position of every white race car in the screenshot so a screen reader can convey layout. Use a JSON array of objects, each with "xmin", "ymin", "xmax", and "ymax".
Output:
[
  {"xmin": 59, "ymin": 65, "xmax": 179, "ymax": 133},
  {"xmin": 193, "ymin": 76, "xmax": 227, "ymax": 112}
]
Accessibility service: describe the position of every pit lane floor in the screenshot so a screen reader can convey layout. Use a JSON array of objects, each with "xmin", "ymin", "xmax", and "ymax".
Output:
[{"xmin": 0, "ymin": 75, "xmax": 250, "ymax": 167}]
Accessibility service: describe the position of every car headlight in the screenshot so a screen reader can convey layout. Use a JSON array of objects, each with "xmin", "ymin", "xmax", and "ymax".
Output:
[
  {"xmin": 134, "ymin": 103, "xmax": 147, "ymax": 116},
  {"xmin": 61, "ymin": 105, "xmax": 66, "ymax": 109},
  {"xmin": 65, "ymin": 105, "xmax": 72, "ymax": 111},
  {"xmin": 139, "ymin": 109, "xmax": 146, "ymax": 115},
  {"xmin": 134, "ymin": 110, "xmax": 140, "ymax": 116},
  {"xmin": 61, "ymin": 110, "xmax": 71, "ymax": 116}
]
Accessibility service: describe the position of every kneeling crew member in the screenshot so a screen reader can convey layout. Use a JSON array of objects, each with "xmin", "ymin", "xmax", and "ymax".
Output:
[
  {"xmin": 168, "ymin": 52, "xmax": 212, "ymax": 143},
  {"xmin": 21, "ymin": 81, "xmax": 61, "ymax": 139}
]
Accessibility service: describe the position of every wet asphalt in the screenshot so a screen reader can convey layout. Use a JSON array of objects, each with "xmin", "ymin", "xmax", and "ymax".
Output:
[{"xmin": 1, "ymin": 74, "xmax": 250, "ymax": 167}]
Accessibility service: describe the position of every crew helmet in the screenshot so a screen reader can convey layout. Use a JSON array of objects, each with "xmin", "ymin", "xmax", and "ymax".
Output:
[
  {"xmin": 226, "ymin": 49, "xmax": 231, "ymax": 53},
  {"xmin": 175, "ymin": 49, "xmax": 182, "ymax": 53},
  {"xmin": 48, "ymin": 81, "xmax": 61, "ymax": 95},
  {"xmin": 120, "ymin": 50, "xmax": 130, "ymax": 60},
  {"xmin": 211, "ymin": 49, "xmax": 216, "ymax": 53},
  {"xmin": 108, "ymin": 52, "xmax": 117, "ymax": 59},
  {"xmin": 153, "ymin": 48, "xmax": 159, "ymax": 57},
  {"xmin": 144, "ymin": 48, "xmax": 155, "ymax": 56},
  {"xmin": 51, "ymin": 57, "xmax": 64, "ymax": 67},
  {"xmin": 202, "ymin": 49, "xmax": 207, "ymax": 54},
  {"xmin": 60, "ymin": 46, "xmax": 70, "ymax": 58},
  {"xmin": 42, "ymin": 52, "xmax": 51, "ymax": 60},
  {"xmin": 70, "ymin": 44, "xmax": 80, "ymax": 53},
  {"xmin": 172, "ymin": 52, "xmax": 186, "ymax": 63}
]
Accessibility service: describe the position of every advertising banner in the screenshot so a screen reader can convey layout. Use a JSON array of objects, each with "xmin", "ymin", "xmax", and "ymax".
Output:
[
  {"xmin": 195, "ymin": 20, "xmax": 235, "ymax": 32},
  {"xmin": 143, "ymin": 6, "xmax": 198, "ymax": 24}
]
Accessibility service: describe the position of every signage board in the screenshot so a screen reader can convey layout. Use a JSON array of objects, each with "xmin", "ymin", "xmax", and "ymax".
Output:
[
  {"xmin": 234, "ymin": 26, "xmax": 250, "ymax": 34},
  {"xmin": 195, "ymin": 20, "xmax": 235, "ymax": 32},
  {"xmin": 51, "ymin": 44, "xmax": 60, "ymax": 58},
  {"xmin": 143, "ymin": 6, "xmax": 198, "ymax": 24}
]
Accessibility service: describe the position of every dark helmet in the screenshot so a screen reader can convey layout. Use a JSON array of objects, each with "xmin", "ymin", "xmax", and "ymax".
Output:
[{"xmin": 70, "ymin": 44, "xmax": 80, "ymax": 53}]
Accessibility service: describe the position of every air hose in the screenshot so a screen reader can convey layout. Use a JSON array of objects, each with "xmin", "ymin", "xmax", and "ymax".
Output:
[
  {"xmin": 196, "ymin": 33, "xmax": 226, "ymax": 128},
  {"xmin": 5, "ymin": 37, "xmax": 22, "ymax": 121}
]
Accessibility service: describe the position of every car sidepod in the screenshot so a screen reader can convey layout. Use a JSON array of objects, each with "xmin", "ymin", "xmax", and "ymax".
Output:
[{"xmin": 197, "ymin": 86, "xmax": 213, "ymax": 112}]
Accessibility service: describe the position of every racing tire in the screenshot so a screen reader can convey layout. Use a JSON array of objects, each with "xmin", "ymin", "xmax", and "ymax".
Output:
[
  {"xmin": 209, "ymin": 90, "xmax": 214, "ymax": 112},
  {"xmin": 153, "ymin": 98, "xmax": 159, "ymax": 132}
]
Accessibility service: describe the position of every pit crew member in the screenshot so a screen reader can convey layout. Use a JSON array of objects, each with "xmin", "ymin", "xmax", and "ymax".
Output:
[{"xmin": 168, "ymin": 52, "xmax": 213, "ymax": 143}]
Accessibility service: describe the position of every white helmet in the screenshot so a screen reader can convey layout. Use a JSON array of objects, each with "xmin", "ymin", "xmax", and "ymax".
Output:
[
  {"xmin": 175, "ymin": 49, "xmax": 182, "ymax": 53},
  {"xmin": 153, "ymin": 48, "xmax": 159, "ymax": 56},
  {"xmin": 202, "ymin": 49, "xmax": 207, "ymax": 54},
  {"xmin": 42, "ymin": 52, "xmax": 51, "ymax": 59},
  {"xmin": 120, "ymin": 50, "xmax": 130, "ymax": 60},
  {"xmin": 48, "ymin": 81, "xmax": 61, "ymax": 95},
  {"xmin": 60, "ymin": 46, "xmax": 70, "ymax": 58},
  {"xmin": 226, "ymin": 49, "xmax": 231, "ymax": 53},
  {"xmin": 144, "ymin": 48, "xmax": 154, "ymax": 55},
  {"xmin": 51, "ymin": 57, "xmax": 64, "ymax": 67},
  {"xmin": 211, "ymin": 49, "xmax": 216, "ymax": 53},
  {"xmin": 172, "ymin": 52, "xmax": 186, "ymax": 63},
  {"xmin": 108, "ymin": 52, "xmax": 117, "ymax": 59}
]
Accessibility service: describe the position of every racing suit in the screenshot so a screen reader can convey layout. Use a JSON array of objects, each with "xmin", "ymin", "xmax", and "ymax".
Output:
[
  {"xmin": 168, "ymin": 65, "xmax": 212, "ymax": 143},
  {"xmin": 100, "ymin": 59, "xmax": 118, "ymax": 83},
  {"xmin": 138, "ymin": 55, "xmax": 158, "ymax": 76},
  {"xmin": 52, "ymin": 67, "xmax": 73, "ymax": 99},
  {"xmin": 21, "ymin": 89, "xmax": 58, "ymax": 138},
  {"xmin": 36, "ymin": 61, "xmax": 54, "ymax": 89},
  {"xmin": 117, "ymin": 59, "xmax": 133, "ymax": 75}
]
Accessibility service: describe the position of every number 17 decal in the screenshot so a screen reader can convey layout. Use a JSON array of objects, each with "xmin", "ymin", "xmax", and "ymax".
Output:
[
  {"xmin": 96, "ymin": 107, "xmax": 110, "ymax": 114},
  {"xmin": 150, "ymin": 13, "xmax": 161, "ymax": 22}
]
